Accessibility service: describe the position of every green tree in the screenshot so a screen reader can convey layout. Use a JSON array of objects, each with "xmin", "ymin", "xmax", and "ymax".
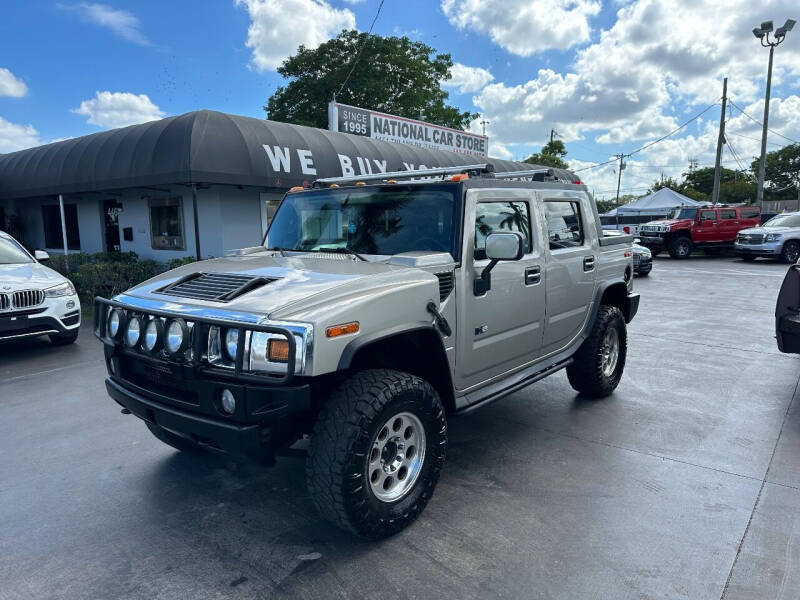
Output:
[
  {"xmin": 681, "ymin": 166, "xmax": 741, "ymax": 197},
  {"xmin": 750, "ymin": 143, "xmax": 800, "ymax": 200},
  {"xmin": 718, "ymin": 179, "xmax": 756, "ymax": 204},
  {"xmin": 648, "ymin": 175, "xmax": 680, "ymax": 193},
  {"xmin": 265, "ymin": 30, "xmax": 475, "ymax": 130},
  {"xmin": 524, "ymin": 139, "xmax": 569, "ymax": 169}
]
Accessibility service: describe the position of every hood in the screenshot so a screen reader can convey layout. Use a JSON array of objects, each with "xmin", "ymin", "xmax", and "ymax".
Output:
[
  {"xmin": 738, "ymin": 226, "xmax": 796, "ymax": 235},
  {"xmin": 644, "ymin": 219, "xmax": 691, "ymax": 228},
  {"xmin": 0, "ymin": 261, "xmax": 68, "ymax": 291},
  {"xmin": 123, "ymin": 250, "xmax": 440, "ymax": 320}
]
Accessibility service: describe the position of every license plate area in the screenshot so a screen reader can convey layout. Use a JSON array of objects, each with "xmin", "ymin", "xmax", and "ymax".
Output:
[
  {"xmin": 0, "ymin": 315, "xmax": 30, "ymax": 332},
  {"xmin": 118, "ymin": 355, "xmax": 199, "ymax": 404}
]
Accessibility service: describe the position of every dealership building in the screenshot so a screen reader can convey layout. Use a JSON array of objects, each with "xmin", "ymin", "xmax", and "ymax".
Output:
[{"xmin": 0, "ymin": 110, "xmax": 541, "ymax": 261}]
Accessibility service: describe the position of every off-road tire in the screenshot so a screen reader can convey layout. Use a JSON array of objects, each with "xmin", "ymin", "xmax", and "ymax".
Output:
[
  {"xmin": 740, "ymin": 255, "xmax": 756, "ymax": 262},
  {"xmin": 49, "ymin": 329, "xmax": 79, "ymax": 345},
  {"xmin": 566, "ymin": 305, "xmax": 627, "ymax": 398},
  {"xmin": 146, "ymin": 421, "xmax": 203, "ymax": 453},
  {"xmin": 307, "ymin": 369, "xmax": 447, "ymax": 540},
  {"xmin": 780, "ymin": 240, "xmax": 800, "ymax": 264},
  {"xmin": 667, "ymin": 236, "xmax": 693, "ymax": 259}
]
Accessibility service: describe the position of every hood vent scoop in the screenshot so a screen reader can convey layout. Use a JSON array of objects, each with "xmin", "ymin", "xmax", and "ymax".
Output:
[
  {"xmin": 435, "ymin": 271, "xmax": 454, "ymax": 302},
  {"xmin": 156, "ymin": 272, "xmax": 277, "ymax": 302}
]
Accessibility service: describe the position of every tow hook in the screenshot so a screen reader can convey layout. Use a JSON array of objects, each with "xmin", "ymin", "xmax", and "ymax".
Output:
[
  {"xmin": 121, "ymin": 408, "xmax": 131, "ymax": 415},
  {"xmin": 427, "ymin": 302, "xmax": 452, "ymax": 337}
]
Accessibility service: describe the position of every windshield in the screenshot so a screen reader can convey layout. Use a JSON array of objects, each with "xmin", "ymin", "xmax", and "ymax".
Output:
[
  {"xmin": 266, "ymin": 186, "xmax": 458, "ymax": 256},
  {"xmin": 764, "ymin": 214, "xmax": 800, "ymax": 228},
  {"xmin": 0, "ymin": 236, "xmax": 33, "ymax": 265},
  {"xmin": 668, "ymin": 207, "xmax": 698, "ymax": 220}
]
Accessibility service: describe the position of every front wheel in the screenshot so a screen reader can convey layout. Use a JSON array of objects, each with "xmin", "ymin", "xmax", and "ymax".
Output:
[
  {"xmin": 307, "ymin": 369, "xmax": 447, "ymax": 539},
  {"xmin": 781, "ymin": 241, "xmax": 800, "ymax": 264},
  {"xmin": 667, "ymin": 236, "xmax": 693, "ymax": 259},
  {"xmin": 567, "ymin": 306, "xmax": 627, "ymax": 397}
]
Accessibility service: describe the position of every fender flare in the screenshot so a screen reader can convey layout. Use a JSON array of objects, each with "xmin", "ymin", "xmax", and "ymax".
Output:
[{"xmin": 336, "ymin": 322, "xmax": 442, "ymax": 370}]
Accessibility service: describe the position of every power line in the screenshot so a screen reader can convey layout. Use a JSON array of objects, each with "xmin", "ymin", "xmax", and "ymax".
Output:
[
  {"xmin": 725, "ymin": 130, "xmax": 785, "ymax": 148},
  {"xmin": 336, "ymin": 0, "xmax": 386, "ymax": 99},
  {"xmin": 727, "ymin": 99, "xmax": 799, "ymax": 144}
]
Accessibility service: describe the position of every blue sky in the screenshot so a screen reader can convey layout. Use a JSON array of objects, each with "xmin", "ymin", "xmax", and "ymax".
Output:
[{"xmin": 2, "ymin": 0, "xmax": 799, "ymax": 198}]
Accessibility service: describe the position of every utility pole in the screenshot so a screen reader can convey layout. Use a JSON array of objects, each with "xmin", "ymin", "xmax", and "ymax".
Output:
[
  {"xmin": 480, "ymin": 118, "xmax": 489, "ymax": 136},
  {"xmin": 756, "ymin": 45, "xmax": 774, "ymax": 209},
  {"xmin": 711, "ymin": 77, "xmax": 728, "ymax": 205},
  {"xmin": 550, "ymin": 129, "xmax": 558, "ymax": 143},
  {"xmin": 614, "ymin": 154, "xmax": 626, "ymax": 205}
]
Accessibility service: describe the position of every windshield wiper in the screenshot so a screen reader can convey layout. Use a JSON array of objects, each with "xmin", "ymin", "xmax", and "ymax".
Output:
[
  {"xmin": 315, "ymin": 246, "xmax": 368, "ymax": 261},
  {"xmin": 270, "ymin": 246, "xmax": 299, "ymax": 256}
]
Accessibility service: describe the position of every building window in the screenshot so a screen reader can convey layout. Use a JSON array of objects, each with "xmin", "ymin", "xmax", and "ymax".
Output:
[
  {"xmin": 42, "ymin": 203, "xmax": 81, "ymax": 250},
  {"xmin": 149, "ymin": 197, "xmax": 185, "ymax": 250}
]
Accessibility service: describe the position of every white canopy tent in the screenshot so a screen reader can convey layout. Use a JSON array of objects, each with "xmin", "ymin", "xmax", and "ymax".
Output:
[{"xmin": 602, "ymin": 188, "xmax": 702, "ymax": 216}]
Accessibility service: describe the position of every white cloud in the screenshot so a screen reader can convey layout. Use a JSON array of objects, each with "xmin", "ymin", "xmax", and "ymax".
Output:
[
  {"xmin": 0, "ymin": 117, "xmax": 42, "ymax": 153},
  {"xmin": 72, "ymin": 91, "xmax": 165, "ymax": 129},
  {"xmin": 0, "ymin": 68, "xmax": 28, "ymax": 98},
  {"xmin": 58, "ymin": 3, "xmax": 152, "ymax": 46},
  {"xmin": 444, "ymin": 63, "xmax": 494, "ymax": 94},
  {"xmin": 236, "ymin": 0, "xmax": 355, "ymax": 72},
  {"xmin": 441, "ymin": 0, "xmax": 601, "ymax": 55}
]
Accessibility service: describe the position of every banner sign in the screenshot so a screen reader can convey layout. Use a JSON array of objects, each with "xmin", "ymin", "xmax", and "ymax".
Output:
[{"xmin": 328, "ymin": 102, "xmax": 488, "ymax": 157}]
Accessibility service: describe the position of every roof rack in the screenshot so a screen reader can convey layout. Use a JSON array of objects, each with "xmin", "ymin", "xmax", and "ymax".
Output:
[
  {"xmin": 493, "ymin": 168, "xmax": 554, "ymax": 180},
  {"xmin": 312, "ymin": 163, "xmax": 494, "ymax": 187}
]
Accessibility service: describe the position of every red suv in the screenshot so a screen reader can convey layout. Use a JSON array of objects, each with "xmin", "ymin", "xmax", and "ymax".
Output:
[{"xmin": 638, "ymin": 205, "xmax": 761, "ymax": 258}]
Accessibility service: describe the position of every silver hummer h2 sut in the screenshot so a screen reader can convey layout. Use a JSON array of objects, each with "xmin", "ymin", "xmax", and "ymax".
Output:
[{"xmin": 95, "ymin": 163, "xmax": 639, "ymax": 539}]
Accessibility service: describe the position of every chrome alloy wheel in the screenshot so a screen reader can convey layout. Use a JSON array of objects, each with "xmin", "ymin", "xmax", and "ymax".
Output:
[
  {"xmin": 367, "ymin": 411, "xmax": 426, "ymax": 503},
  {"xmin": 600, "ymin": 327, "xmax": 620, "ymax": 378}
]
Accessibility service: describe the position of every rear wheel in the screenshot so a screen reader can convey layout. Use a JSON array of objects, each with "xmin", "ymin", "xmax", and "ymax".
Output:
[
  {"xmin": 307, "ymin": 369, "xmax": 447, "ymax": 539},
  {"xmin": 668, "ymin": 236, "xmax": 693, "ymax": 259},
  {"xmin": 567, "ymin": 306, "xmax": 627, "ymax": 398},
  {"xmin": 781, "ymin": 241, "xmax": 800, "ymax": 264}
]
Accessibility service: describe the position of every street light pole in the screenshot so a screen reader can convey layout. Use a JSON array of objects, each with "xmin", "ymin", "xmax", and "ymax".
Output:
[{"xmin": 753, "ymin": 18, "xmax": 795, "ymax": 210}]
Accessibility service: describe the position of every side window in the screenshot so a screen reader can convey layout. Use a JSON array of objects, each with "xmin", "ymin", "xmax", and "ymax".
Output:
[
  {"xmin": 741, "ymin": 207, "xmax": 760, "ymax": 219},
  {"xmin": 721, "ymin": 209, "xmax": 737, "ymax": 220},
  {"xmin": 544, "ymin": 201, "xmax": 584, "ymax": 249},
  {"xmin": 474, "ymin": 201, "xmax": 531, "ymax": 260},
  {"xmin": 700, "ymin": 210, "xmax": 717, "ymax": 221}
]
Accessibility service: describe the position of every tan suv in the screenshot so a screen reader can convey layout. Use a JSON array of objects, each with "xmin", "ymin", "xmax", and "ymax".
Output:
[{"xmin": 94, "ymin": 164, "xmax": 639, "ymax": 538}]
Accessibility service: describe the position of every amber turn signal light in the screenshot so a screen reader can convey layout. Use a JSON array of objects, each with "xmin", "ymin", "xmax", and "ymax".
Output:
[
  {"xmin": 451, "ymin": 174, "xmax": 469, "ymax": 182},
  {"xmin": 288, "ymin": 186, "xmax": 304, "ymax": 192},
  {"xmin": 326, "ymin": 322, "xmax": 360, "ymax": 338},
  {"xmin": 267, "ymin": 338, "xmax": 290, "ymax": 363}
]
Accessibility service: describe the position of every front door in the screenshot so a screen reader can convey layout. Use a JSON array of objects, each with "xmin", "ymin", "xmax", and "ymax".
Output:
[
  {"xmin": 695, "ymin": 209, "xmax": 721, "ymax": 243},
  {"xmin": 103, "ymin": 200, "xmax": 122, "ymax": 252},
  {"xmin": 455, "ymin": 190, "xmax": 546, "ymax": 391},
  {"xmin": 541, "ymin": 195, "xmax": 597, "ymax": 354},
  {"xmin": 718, "ymin": 208, "xmax": 740, "ymax": 242}
]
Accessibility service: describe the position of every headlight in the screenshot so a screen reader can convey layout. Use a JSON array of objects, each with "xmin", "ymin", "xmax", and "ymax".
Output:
[
  {"xmin": 107, "ymin": 308, "xmax": 124, "ymax": 339},
  {"xmin": 225, "ymin": 328, "xmax": 239, "ymax": 361},
  {"xmin": 45, "ymin": 281, "xmax": 76, "ymax": 297},
  {"xmin": 165, "ymin": 318, "xmax": 190, "ymax": 354},
  {"xmin": 250, "ymin": 332, "xmax": 305, "ymax": 374},
  {"xmin": 143, "ymin": 318, "xmax": 164, "ymax": 353},
  {"xmin": 125, "ymin": 316, "xmax": 143, "ymax": 347},
  {"xmin": 765, "ymin": 233, "xmax": 782, "ymax": 242}
]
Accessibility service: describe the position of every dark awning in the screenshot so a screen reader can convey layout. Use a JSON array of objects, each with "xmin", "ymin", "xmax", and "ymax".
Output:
[{"xmin": 0, "ymin": 110, "xmax": 575, "ymax": 200}]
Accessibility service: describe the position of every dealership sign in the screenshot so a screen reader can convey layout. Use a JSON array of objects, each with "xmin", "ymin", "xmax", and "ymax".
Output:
[{"xmin": 328, "ymin": 102, "xmax": 487, "ymax": 157}]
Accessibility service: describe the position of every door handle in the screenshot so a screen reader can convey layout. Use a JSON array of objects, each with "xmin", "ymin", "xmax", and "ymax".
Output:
[
  {"xmin": 583, "ymin": 256, "xmax": 595, "ymax": 272},
  {"xmin": 525, "ymin": 265, "xmax": 541, "ymax": 285}
]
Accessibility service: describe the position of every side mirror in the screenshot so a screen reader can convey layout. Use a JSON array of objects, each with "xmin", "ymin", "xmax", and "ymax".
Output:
[
  {"xmin": 475, "ymin": 232, "xmax": 524, "ymax": 295},
  {"xmin": 34, "ymin": 250, "xmax": 50, "ymax": 261}
]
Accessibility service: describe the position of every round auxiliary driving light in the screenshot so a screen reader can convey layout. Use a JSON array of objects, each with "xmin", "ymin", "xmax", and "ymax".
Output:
[
  {"xmin": 125, "ymin": 316, "xmax": 143, "ymax": 347},
  {"xmin": 225, "ymin": 328, "xmax": 239, "ymax": 361},
  {"xmin": 143, "ymin": 318, "xmax": 164, "ymax": 353},
  {"xmin": 219, "ymin": 389, "xmax": 236, "ymax": 415},
  {"xmin": 107, "ymin": 309, "xmax": 123, "ymax": 339},
  {"xmin": 165, "ymin": 318, "xmax": 189, "ymax": 355}
]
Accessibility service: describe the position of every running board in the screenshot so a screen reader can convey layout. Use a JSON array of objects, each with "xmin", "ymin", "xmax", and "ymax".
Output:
[{"xmin": 456, "ymin": 358, "xmax": 574, "ymax": 415}]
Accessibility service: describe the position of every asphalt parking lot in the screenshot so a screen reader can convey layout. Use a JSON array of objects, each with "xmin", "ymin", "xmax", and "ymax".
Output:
[{"xmin": 1, "ymin": 256, "xmax": 798, "ymax": 600}]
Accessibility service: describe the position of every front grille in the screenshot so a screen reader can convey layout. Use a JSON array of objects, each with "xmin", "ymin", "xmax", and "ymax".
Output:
[
  {"xmin": 738, "ymin": 234, "xmax": 764, "ymax": 244},
  {"xmin": 435, "ymin": 272, "xmax": 454, "ymax": 302},
  {"xmin": 12, "ymin": 289, "xmax": 45, "ymax": 309},
  {"xmin": 0, "ymin": 294, "xmax": 8, "ymax": 310},
  {"xmin": 156, "ymin": 272, "xmax": 276, "ymax": 302}
]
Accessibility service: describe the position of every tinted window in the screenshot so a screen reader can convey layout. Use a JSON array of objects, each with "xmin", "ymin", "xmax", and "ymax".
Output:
[
  {"xmin": 149, "ymin": 197, "xmax": 185, "ymax": 250},
  {"xmin": 474, "ymin": 201, "xmax": 531, "ymax": 260},
  {"xmin": 721, "ymin": 209, "xmax": 737, "ymax": 220},
  {"xmin": 42, "ymin": 204, "xmax": 80, "ymax": 250},
  {"xmin": 701, "ymin": 210, "xmax": 717, "ymax": 220},
  {"xmin": 545, "ymin": 201, "xmax": 584, "ymax": 249},
  {"xmin": 741, "ymin": 207, "xmax": 760, "ymax": 218}
]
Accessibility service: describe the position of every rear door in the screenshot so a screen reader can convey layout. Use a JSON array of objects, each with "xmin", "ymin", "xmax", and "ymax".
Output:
[
  {"xmin": 718, "ymin": 208, "xmax": 739, "ymax": 241},
  {"xmin": 455, "ymin": 189, "xmax": 546, "ymax": 390},
  {"xmin": 541, "ymin": 193, "xmax": 597, "ymax": 355},
  {"xmin": 695, "ymin": 209, "xmax": 721, "ymax": 242}
]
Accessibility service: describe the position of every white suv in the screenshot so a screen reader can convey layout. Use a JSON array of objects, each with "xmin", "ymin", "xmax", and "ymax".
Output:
[{"xmin": 0, "ymin": 231, "xmax": 81, "ymax": 345}]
